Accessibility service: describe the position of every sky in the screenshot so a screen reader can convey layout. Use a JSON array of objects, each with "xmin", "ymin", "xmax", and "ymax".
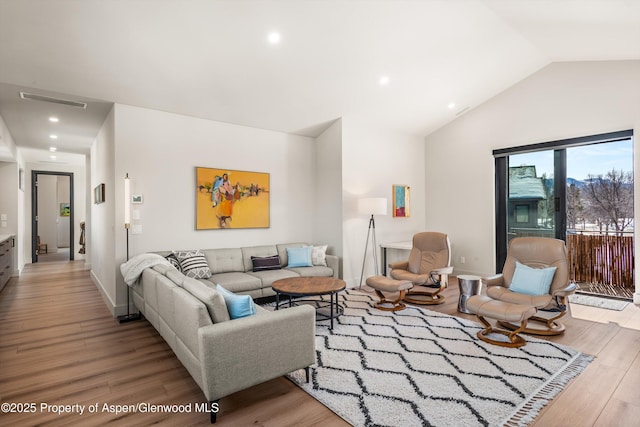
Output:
[{"xmin": 509, "ymin": 139, "xmax": 633, "ymax": 180}]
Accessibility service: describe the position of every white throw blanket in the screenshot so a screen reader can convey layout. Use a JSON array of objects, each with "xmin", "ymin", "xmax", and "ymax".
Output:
[{"xmin": 121, "ymin": 253, "xmax": 171, "ymax": 286}]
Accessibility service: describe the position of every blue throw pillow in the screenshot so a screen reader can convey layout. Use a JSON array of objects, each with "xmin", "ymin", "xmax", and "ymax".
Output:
[
  {"xmin": 509, "ymin": 261, "xmax": 557, "ymax": 296},
  {"xmin": 286, "ymin": 246, "xmax": 313, "ymax": 268},
  {"xmin": 215, "ymin": 285, "xmax": 256, "ymax": 319}
]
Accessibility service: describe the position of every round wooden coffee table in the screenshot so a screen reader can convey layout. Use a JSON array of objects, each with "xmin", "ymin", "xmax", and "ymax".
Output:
[{"xmin": 272, "ymin": 276, "xmax": 346, "ymax": 329}]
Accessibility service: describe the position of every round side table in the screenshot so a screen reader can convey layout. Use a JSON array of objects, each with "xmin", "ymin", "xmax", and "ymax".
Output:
[{"xmin": 457, "ymin": 275, "xmax": 482, "ymax": 314}]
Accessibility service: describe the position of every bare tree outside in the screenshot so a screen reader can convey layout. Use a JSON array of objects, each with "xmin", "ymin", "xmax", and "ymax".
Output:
[
  {"xmin": 566, "ymin": 183, "xmax": 584, "ymax": 230},
  {"xmin": 582, "ymin": 169, "xmax": 634, "ymax": 235}
]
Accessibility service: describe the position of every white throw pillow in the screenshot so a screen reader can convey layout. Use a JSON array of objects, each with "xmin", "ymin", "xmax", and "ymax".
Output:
[{"xmin": 311, "ymin": 245, "xmax": 328, "ymax": 266}]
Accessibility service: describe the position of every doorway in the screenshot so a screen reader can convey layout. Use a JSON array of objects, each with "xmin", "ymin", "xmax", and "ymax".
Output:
[
  {"xmin": 494, "ymin": 130, "xmax": 634, "ymax": 299},
  {"xmin": 31, "ymin": 170, "xmax": 74, "ymax": 263}
]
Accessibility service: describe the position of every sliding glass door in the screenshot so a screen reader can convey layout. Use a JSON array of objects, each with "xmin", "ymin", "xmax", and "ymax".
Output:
[
  {"xmin": 506, "ymin": 150, "xmax": 558, "ymax": 243},
  {"xmin": 494, "ymin": 130, "xmax": 633, "ymax": 276}
]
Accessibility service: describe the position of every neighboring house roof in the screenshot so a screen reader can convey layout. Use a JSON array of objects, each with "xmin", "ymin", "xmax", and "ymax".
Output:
[{"xmin": 509, "ymin": 166, "xmax": 546, "ymax": 200}]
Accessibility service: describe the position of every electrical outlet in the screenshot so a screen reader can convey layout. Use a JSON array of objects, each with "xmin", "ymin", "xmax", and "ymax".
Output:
[{"xmin": 460, "ymin": 256, "xmax": 466, "ymax": 264}]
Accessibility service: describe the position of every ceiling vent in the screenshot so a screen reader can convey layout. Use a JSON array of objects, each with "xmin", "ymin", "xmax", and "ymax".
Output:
[{"xmin": 20, "ymin": 92, "xmax": 87, "ymax": 109}]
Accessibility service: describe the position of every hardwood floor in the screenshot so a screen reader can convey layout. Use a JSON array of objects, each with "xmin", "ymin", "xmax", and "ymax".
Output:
[{"xmin": 1, "ymin": 262, "xmax": 639, "ymax": 426}]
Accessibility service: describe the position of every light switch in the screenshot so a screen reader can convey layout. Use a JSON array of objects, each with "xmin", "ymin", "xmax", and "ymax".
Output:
[
  {"xmin": 0, "ymin": 214, "xmax": 7, "ymax": 221},
  {"xmin": 132, "ymin": 224, "xmax": 143, "ymax": 235},
  {"xmin": 132, "ymin": 209, "xmax": 141, "ymax": 220}
]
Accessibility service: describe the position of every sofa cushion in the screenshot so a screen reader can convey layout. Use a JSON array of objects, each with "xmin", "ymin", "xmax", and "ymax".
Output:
[
  {"xmin": 286, "ymin": 246, "xmax": 313, "ymax": 268},
  {"xmin": 203, "ymin": 248, "xmax": 245, "ymax": 274},
  {"xmin": 216, "ymin": 285, "xmax": 257, "ymax": 319},
  {"xmin": 247, "ymin": 269, "xmax": 300, "ymax": 287},
  {"xmin": 182, "ymin": 278, "xmax": 231, "ymax": 323},
  {"xmin": 173, "ymin": 250, "xmax": 212, "ymax": 279},
  {"xmin": 285, "ymin": 265, "xmax": 334, "ymax": 278},
  {"xmin": 208, "ymin": 272, "xmax": 262, "ymax": 293},
  {"xmin": 251, "ymin": 255, "xmax": 281, "ymax": 272},
  {"xmin": 166, "ymin": 268, "xmax": 186, "ymax": 286},
  {"xmin": 311, "ymin": 245, "xmax": 328, "ymax": 266}
]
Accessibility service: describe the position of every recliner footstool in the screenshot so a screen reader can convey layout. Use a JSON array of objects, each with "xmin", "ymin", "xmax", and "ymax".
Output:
[
  {"xmin": 365, "ymin": 276, "xmax": 413, "ymax": 311},
  {"xmin": 466, "ymin": 295, "xmax": 537, "ymax": 348}
]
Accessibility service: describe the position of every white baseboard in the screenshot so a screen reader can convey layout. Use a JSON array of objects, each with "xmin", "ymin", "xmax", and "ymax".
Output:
[{"xmin": 90, "ymin": 270, "xmax": 117, "ymax": 317}]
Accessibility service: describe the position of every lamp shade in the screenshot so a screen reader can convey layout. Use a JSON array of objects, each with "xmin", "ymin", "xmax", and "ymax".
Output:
[
  {"xmin": 358, "ymin": 197, "xmax": 387, "ymax": 216},
  {"xmin": 124, "ymin": 173, "xmax": 131, "ymax": 226}
]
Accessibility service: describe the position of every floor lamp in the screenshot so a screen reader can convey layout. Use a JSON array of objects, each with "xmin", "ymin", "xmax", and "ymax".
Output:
[
  {"xmin": 358, "ymin": 197, "xmax": 388, "ymax": 288},
  {"xmin": 118, "ymin": 173, "xmax": 141, "ymax": 323}
]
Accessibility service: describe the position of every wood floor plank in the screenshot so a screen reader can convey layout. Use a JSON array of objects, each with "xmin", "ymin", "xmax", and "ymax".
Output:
[
  {"xmin": 1, "ymin": 264, "xmax": 639, "ymax": 426},
  {"xmin": 594, "ymin": 397, "xmax": 640, "ymax": 427}
]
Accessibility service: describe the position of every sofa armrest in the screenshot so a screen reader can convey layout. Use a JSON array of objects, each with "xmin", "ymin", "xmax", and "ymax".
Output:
[
  {"xmin": 325, "ymin": 254, "xmax": 339, "ymax": 278},
  {"xmin": 482, "ymin": 274, "xmax": 504, "ymax": 287},
  {"xmin": 198, "ymin": 304, "xmax": 316, "ymax": 401},
  {"xmin": 389, "ymin": 261, "xmax": 409, "ymax": 271},
  {"xmin": 553, "ymin": 282, "xmax": 578, "ymax": 297}
]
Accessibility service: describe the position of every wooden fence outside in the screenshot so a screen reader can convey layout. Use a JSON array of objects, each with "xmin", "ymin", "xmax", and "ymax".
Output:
[{"xmin": 566, "ymin": 233, "xmax": 635, "ymax": 288}]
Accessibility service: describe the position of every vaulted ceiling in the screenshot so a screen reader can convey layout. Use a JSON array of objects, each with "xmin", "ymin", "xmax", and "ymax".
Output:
[{"xmin": 1, "ymin": 0, "xmax": 639, "ymax": 164}]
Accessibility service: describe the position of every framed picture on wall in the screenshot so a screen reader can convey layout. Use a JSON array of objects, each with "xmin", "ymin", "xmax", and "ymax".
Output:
[
  {"xmin": 60, "ymin": 203, "xmax": 70, "ymax": 217},
  {"xmin": 393, "ymin": 184, "xmax": 410, "ymax": 217},
  {"xmin": 195, "ymin": 167, "xmax": 270, "ymax": 229}
]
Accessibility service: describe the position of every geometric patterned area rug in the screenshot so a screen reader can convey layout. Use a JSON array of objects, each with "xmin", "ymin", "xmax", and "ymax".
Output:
[
  {"xmin": 287, "ymin": 290, "xmax": 593, "ymax": 427},
  {"xmin": 569, "ymin": 293, "xmax": 629, "ymax": 311}
]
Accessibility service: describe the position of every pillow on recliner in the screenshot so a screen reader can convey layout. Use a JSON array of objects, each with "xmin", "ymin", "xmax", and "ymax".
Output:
[{"xmin": 509, "ymin": 261, "xmax": 557, "ymax": 296}]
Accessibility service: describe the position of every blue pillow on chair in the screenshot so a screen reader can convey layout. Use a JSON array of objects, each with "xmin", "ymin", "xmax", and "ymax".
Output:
[
  {"xmin": 215, "ymin": 285, "xmax": 256, "ymax": 319},
  {"xmin": 286, "ymin": 246, "xmax": 313, "ymax": 268},
  {"xmin": 509, "ymin": 261, "xmax": 557, "ymax": 296}
]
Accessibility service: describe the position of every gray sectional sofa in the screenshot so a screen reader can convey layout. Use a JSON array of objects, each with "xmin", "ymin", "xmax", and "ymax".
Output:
[
  {"xmin": 131, "ymin": 262, "xmax": 316, "ymax": 423},
  {"xmin": 129, "ymin": 242, "xmax": 337, "ymax": 422},
  {"xmin": 160, "ymin": 242, "xmax": 339, "ymax": 299}
]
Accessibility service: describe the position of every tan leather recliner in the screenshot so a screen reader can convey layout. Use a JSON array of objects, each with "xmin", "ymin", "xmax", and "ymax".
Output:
[
  {"xmin": 389, "ymin": 232, "xmax": 453, "ymax": 305},
  {"xmin": 484, "ymin": 236, "xmax": 576, "ymax": 335}
]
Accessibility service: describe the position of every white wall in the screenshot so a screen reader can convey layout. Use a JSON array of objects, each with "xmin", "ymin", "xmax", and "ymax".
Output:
[
  {"xmin": 314, "ymin": 119, "xmax": 343, "ymax": 274},
  {"xmin": 0, "ymin": 114, "xmax": 22, "ymax": 275},
  {"xmin": 90, "ymin": 107, "xmax": 116, "ymax": 314},
  {"xmin": 105, "ymin": 104, "xmax": 318, "ymax": 314},
  {"xmin": 341, "ymin": 117, "xmax": 426, "ymax": 287},
  {"xmin": 424, "ymin": 60, "xmax": 640, "ymax": 302}
]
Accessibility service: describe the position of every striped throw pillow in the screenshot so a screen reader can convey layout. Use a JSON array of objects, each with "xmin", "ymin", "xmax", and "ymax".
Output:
[{"xmin": 173, "ymin": 250, "xmax": 212, "ymax": 279}]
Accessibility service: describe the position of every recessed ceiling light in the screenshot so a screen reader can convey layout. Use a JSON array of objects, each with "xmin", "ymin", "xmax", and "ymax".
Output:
[
  {"xmin": 49, "ymin": 134, "xmax": 58, "ymax": 139},
  {"xmin": 49, "ymin": 147, "xmax": 57, "ymax": 152},
  {"xmin": 49, "ymin": 116, "xmax": 59, "ymax": 123},
  {"xmin": 448, "ymin": 102, "xmax": 456, "ymax": 110},
  {"xmin": 268, "ymin": 32, "xmax": 281, "ymax": 44},
  {"xmin": 379, "ymin": 75, "xmax": 390, "ymax": 85},
  {"xmin": 50, "ymin": 155, "xmax": 57, "ymax": 160}
]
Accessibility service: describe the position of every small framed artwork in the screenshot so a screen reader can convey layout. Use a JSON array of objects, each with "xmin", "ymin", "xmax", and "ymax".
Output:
[
  {"xmin": 131, "ymin": 194, "xmax": 143, "ymax": 204},
  {"xmin": 94, "ymin": 183, "xmax": 105, "ymax": 204},
  {"xmin": 393, "ymin": 184, "xmax": 410, "ymax": 217},
  {"xmin": 60, "ymin": 203, "xmax": 70, "ymax": 217}
]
